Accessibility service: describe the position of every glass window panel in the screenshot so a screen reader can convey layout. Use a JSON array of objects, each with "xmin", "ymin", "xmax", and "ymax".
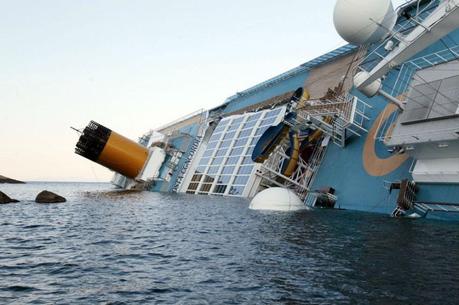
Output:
[
  {"xmin": 199, "ymin": 183, "xmax": 213, "ymax": 192},
  {"xmin": 209, "ymin": 133, "xmax": 221, "ymax": 142},
  {"xmin": 227, "ymin": 124, "xmax": 239, "ymax": 132},
  {"xmin": 251, "ymin": 137, "xmax": 260, "ymax": 145},
  {"xmin": 213, "ymin": 185, "xmax": 227, "ymax": 194},
  {"xmin": 238, "ymin": 165, "xmax": 253, "ymax": 175},
  {"xmin": 215, "ymin": 148, "xmax": 228, "ymax": 157},
  {"xmin": 248, "ymin": 112, "xmax": 263, "ymax": 121},
  {"xmin": 187, "ymin": 182, "xmax": 199, "ymax": 191},
  {"xmin": 196, "ymin": 166, "xmax": 206, "ymax": 173},
  {"xmin": 270, "ymin": 108, "xmax": 282, "ymax": 115},
  {"xmin": 265, "ymin": 108, "xmax": 282, "ymax": 118},
  {"xmin": 203, "ymin": 175, "xmax": 215, "ymax": 183},
  {"xmin": 206, "ymin": 141, "xmax": 218, "ymax": 150},
  {"xmin": 232, "ymin": 117, "xmax": 244, "ymax": 125},
  {"xmin": 226, "ymin": 156, "xmax": 240, "ymax": 165},
  {"xmin": 261, "ymin": 116, "xmax": 277, "ymax": 126},
  {"xmin": 211, "ymin": 157, "xmax": 224, "ymax": 165},
  {"xmin": 202, "ymin": 149, "xmax": 213, "ymax": 158},
  {"xmin": 221, "ymin": 166, "xmax": 235, "ymax": 175},
  {"xmin": 220, "ymin": 140, "xmax": 232, "ymax": 148},
  {"xmin": 242, "ymin": 156, "xmax": 253, "ymax": 165},
  {"xmin": 228, "ymin": 185, "xmax": 245, "ymax": 196},
  {"xmin": 217, "ymin": 175, "xmax": 232, "ymax": 183},
  {"xmin": 213, "ymin": 125, "xmax": 225, "ymax": 133},
  {"xmin": 243, "ymin": 120, "xmax": 257, "ymax": 129},
  {"xmin": 234, "ymin": 138, "xmax": 249, "ymax": 147},
  {"xmin": 256, "ymin": 127, "xmax": 267, "ymax": 136},
  {"xmin": 239, "ymin": 129, "xmax": 252, "ymax": 138},
  {"xmin": 191, "ymin": 173, "xmax": 203, "ymax": 182},
  {"xmin": 403, "ymin": 80, "xmax": 440, "ymax": 122},
  {"xmin": 230, "ymin": 147, "xmax": 244, "ymax": 156},
  {"xmin": 223, "ymin": 131, "xmax": 237, "ymax": 140},
  {"xmin": 403, "ymin": 74, "xmax": 459, "ymax": 122},
  {"xmin": 199, "ymin": 157, "xmax": 210, "ymax": 166},
  {"xmin": 429, "ymin": 75, "xmax": 459, "ymax": 119},
  {"xmin": 233, "ymin": 175, "xmax": 249, "ymax": 185},
  {"xmin": 207, "ymin": 166, "xmax": 219, "ymax": 175}
]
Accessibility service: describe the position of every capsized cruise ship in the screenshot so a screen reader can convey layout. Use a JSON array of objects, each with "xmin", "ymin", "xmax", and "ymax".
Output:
[{"xmin": 75, "ymin": 0, "xmax": 459, "ymax": 220}]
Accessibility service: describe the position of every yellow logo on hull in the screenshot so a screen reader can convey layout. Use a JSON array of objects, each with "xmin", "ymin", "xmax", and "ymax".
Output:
[{"xmin": 363, "ymin": 103, "xmax": 409, "ymax": 176}]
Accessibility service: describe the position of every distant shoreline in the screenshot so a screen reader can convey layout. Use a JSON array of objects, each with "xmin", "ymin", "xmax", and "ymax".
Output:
[{"xmin": 0, "ymin": 175, "xmax": 25, "ymax": 184}]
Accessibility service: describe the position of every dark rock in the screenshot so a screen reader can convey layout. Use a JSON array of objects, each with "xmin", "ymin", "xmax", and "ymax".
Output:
[
  {"xmin": 35, "ymin": 190, "xmax": 66, "ymax": 203},
  {"xmin": 0, "ymin": 191, "xmax": 19, "ymax": 204},
  {"xmin": 0, "ymin": 175, "xmax": 25, "ymax": 184}
]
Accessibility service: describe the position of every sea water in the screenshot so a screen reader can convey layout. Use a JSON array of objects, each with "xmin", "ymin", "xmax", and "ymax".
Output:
[{"xmin": 1, "ymin": 182, "xmax": 458, "ymax": 304}]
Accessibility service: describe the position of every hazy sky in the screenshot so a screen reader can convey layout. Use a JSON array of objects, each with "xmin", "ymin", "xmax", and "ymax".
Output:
[{"xmin": 1, "ymin": 1, "xmax": 406, "ymax": 181}]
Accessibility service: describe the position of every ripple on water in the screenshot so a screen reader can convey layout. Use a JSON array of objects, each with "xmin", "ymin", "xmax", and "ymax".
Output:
[{"xmin": 0, "ymin": 182, "xmax": 458, "ymax": 305}]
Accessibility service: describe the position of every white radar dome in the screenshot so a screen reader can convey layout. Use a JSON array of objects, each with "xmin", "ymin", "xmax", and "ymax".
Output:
[
  {"xmin": 333, "ymin": 0, "xmax": 397, "ymax": 45},
  {"xmin": 249, "ymin": 187, "xmax": 309, "ymax": 212}
]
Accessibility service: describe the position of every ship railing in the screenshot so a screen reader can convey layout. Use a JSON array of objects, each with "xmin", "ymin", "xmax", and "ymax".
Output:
[
  {"xmin": 304, "ymin": 192, "xmax": 318, "ymax": 207},
  {"xmin": 375, "ymin": 44, "xmax": 459, "ymax": 144},
  {"xmin": 304, "ymin": 191, "xmax": 338, "ymax": 208},
  {"xmin": 257, "ymin": 133, "xmax": 330, "ymax": 200},
  {"xmin": 359, "ymin": 0, "xmax": 440, "ymax": 72},
  {"xmin": 257, "ymin": 146, "xmax": 311, "ymax": 199},
  {"xmin": 381, "ymin": 126, "xmax": 459, "ymax": 145},
  {"xmin": 293, "ymin": 95, "xmax": 371, "ymax": 147}
]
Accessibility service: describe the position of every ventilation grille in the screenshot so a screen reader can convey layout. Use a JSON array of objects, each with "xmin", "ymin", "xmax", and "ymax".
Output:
[{"xmin": 75, "ymin": 121, "xmax": 112, "ymax": 161}]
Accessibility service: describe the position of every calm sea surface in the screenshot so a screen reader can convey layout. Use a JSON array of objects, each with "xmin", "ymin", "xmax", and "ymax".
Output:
[{"xmin": 0, "ymin": 182, "xmax": 458, "ymax": 305}]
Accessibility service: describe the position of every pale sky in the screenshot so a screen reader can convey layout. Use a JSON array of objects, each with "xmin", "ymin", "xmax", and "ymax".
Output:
[{"xmin": 0, "ymin": 1, "xmax": 406, "ymax": 182}]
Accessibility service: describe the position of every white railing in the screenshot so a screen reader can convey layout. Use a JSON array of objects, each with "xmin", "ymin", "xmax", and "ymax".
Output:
[
  {"xmin": 384, "ymin": 126, "xmax": 459, "ymax": 144},
  {"xmin": 304, "ymin": 191, "xmax": 338, "ymax": 208},
  {"xmin": 257, "ymin": 134, "xmax": 330, "ymax": 200},
  {"xmin": 376, "ymin": 44, "xmax": 459, "ymax": 143},
  {"xmin": 292, "ymin": 95, "xmax": 371, "ymax": 147},
  {"xmin": 360, "ymin": 0, "xmax": 441, "ymax": 72},
  {"xmin": 259, "ymin": 146, "xmax": 312, "ymax": 199}
]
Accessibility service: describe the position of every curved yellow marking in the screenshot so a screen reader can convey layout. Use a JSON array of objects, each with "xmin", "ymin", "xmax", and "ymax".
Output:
[
  {"xmin": 302, "ymin": 89, "xmax": 310, "ymax": 101},
  {"xmin": 363, "ymin": 104, "xmax": 409, "ymax": 176},
  {"xmin": 283, "ymin": 133, "xmax": 300, "ymax": 177}
]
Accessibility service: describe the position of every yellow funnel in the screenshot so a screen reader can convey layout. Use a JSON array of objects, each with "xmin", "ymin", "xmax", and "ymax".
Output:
[{"xmin": 75, "ymin": 121, "xmax": 149, "ymax": 178}]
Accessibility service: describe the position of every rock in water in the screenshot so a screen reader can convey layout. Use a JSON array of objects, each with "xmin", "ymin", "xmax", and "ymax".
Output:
[
  {"xmin": 0, "ymin": 191, "xmax": 19, "ymax": 204},
  {"xmin": 0, "ymin": 175, "xmax": 25, "ymax": 184},
  {"xmin": 35, "ymin": 190, "xmax": 66, "ymax": 203}
]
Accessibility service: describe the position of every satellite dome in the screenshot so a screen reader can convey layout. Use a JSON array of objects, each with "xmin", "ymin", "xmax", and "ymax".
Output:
[
  {"xmin": 249, "ymin": 187, "xmax": 309, "ymax": 211},
  {"xmin": 333, "ymin": 0, "xmax": 397, "ymax": 45}
]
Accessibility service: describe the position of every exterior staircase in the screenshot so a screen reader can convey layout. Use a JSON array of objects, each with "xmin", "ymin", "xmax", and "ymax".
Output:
[{"xmin": 288, "ymin": 95, "xmax": 371, "ymax": 147}]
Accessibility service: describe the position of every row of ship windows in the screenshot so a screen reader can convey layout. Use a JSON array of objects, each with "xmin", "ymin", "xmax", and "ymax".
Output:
[
  {"xmin": 191, "ymin": 165, "xmax": 254, "ymax": 181},
  {"xmin": 189, "ymin": 174, "xmax": 250, "ymax": 187},
  {"xmin": 209, "ymin": 125, "xmax": 270, "ymax": 145},
  {"xmin": 205, "ymin": 129, "xmax": 268, "ymax": 157},
  {"xmin": 198, "ymin": 155, "xmax": 254, "ymax": 170},
  {"xmin": 187, "ymin": 182, "xmax": 247, "ymax": 196},
  {"xmin": 213, "ymin": 110, "xmax": 279, "ymax": 133},
  {"xmin": 209, "ymin": 116, "xmax": 278, "ymax": 141},
  {"xmin": 185, "ymin": 108, "xmax": 283, "ymax": 197},
  {"xmin": 206, "ymin": 134, "xmax": 263, "ymax": 152},
  {"xmin": 201, "ymin": 143, "xmax": 256, "ymax": 160},
  {"xmin": 207, "ymin": 127, "xmax": 267, "ymax": 151}
]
